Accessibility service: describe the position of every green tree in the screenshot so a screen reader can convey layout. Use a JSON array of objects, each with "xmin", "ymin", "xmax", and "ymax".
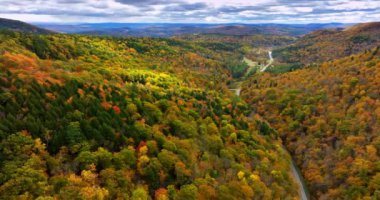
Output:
[
  {"xmin": 75, "ymin": 151, "xmax": 97, "ymax": 170},
  {"xmin": 65, "ymin": 122, "xmax": 85, "ymax": 146},
  {"xmin": 131, "ymin": 187, "xmax": 149, "ymax": 200},
  {"xmin": 158, "ymin": 149, "xmax": 177, "ymax": 172},
  {"xmin": 95, "ymin": 147, "xmax": 113, "ymax": 170},
  {"xmin": 175, "ymin": 184, "xmax": 198, "ymax": 200}
]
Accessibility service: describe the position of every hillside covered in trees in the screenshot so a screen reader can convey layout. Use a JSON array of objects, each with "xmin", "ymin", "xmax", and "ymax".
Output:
[
  {"xmin": 0, "ymin": 18, "xmax": 53, "ymax": 34},
  {"xmin": 242, "ymin": 46, "xmax": 380, "ymax": 199},
  {"xmin": 272, "ymin": 22, "xmax": 380, "ymax": 70},
  {"xmin": 0, "ymin": 30, "xmax": 302, "ymax": 199}
]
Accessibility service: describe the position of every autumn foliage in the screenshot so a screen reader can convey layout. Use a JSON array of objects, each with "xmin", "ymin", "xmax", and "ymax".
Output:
[
  {"xmin": 242, "ymin": 47, "xmax": 380, "ymax": 199},
  {"xmin": 0, "ymin": 30, "xmax": 299, "ymax": 199}
]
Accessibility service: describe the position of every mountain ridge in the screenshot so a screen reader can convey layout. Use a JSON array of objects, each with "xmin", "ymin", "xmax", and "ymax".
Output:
[
  {"xmin": 35, "ymin": 22, "xmax": 350, "ymax": 37},
  {"xmin": 0, "ymin": 18, "xmax": 53, "ymax": 34},
  {"xmin": 273, "ymin": 21, "xmax": 380, "ymax": 67}
]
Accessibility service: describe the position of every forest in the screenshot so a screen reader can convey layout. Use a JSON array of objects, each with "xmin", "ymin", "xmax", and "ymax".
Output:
[
  {"xmin": 272, "ymin": 22, "xmax": 380, "ymax": 71},
  {"xmin": 242, "ymin": 43, "xmax": 380, "ymax": 199},
  {"xmin": 0, "ymin": 30, "xmax": 300, "ymax": 199},
  {"xmin": 239, "ymin": 22, "xmax": 380, "ymax": 200},
  {"xmin": 1, "ymin": 18, "xmax": 380, "ymax": 200}
]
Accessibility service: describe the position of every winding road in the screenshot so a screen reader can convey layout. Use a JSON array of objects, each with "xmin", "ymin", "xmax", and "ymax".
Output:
[
  {"xmin": 229, "ymin": 51, "xmax": 309, "ymax": 200},
  {"xmin": 260, "ymin": 51, "xmax": 273, "ymax": 72}
]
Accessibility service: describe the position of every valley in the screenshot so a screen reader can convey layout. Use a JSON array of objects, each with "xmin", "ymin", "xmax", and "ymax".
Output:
[
  {"xmin": 0, "ymin": 16, "xmax": 379, "ymax": 200},
  {"xmin": 229, "ymin": 49, "xmax": 308, "ymax": 200}
]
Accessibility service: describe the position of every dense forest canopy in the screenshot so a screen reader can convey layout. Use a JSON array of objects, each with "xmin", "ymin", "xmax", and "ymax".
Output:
[
  {"xmin": 0, "ymin": 30, "xmax": 300, "ymax": 199},
  {"xmin": 242, "ymin": 46, "xmax": 380, "ymax": 199},
  {"xmin": 0, "ymin": 16, "xmax": 380, "ymax": 200}
]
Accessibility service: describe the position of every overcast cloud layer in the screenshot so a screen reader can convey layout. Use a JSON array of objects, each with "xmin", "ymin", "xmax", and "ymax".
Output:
[{"xmin": 0, "ymin": 0, "xmax": 379, "ymax": 23}]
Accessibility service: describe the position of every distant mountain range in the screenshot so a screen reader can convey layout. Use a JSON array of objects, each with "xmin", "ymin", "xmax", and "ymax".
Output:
[
  {"xmin": 0, "ymin": 18, "xmax": 52, "ymax": 34},
  {"xmin": 35, "ymin": 22, "xmax": 352, "ymax": 37},
  {"xmin": 0, "ymin": 17, "xmax": 353, "ymax": 37}
]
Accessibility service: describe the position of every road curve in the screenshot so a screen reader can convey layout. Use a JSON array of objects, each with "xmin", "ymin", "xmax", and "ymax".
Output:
[
  {"xmin": 228, "ymin": 54, "xmax": 309, "ymax": 198},
  {"xmin": 260, "ymin": 51, "xmax": 273, "ymax": 72}
]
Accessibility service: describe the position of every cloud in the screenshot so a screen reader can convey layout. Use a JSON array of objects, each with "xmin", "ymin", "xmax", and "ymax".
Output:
[
  {"xmin": 55, "ymin": 0, "xmax": 87, "ymax": 3},
  {"xmin": 115, "ymin": 0, "xmax": 180, "ymax": 6},
  {"xmin": 0, "ymin": 0, "xmax": 379, "ymax": 23},
  {"xmin": 164, "ymin": 2, "xmax": 208, "ymax": 12}
]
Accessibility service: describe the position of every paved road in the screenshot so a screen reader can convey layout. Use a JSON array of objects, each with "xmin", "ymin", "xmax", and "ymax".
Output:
[
  {"xmin": 242, "ymin": 51, "xmax": 274, "ymax": 73},
  {"xmin": 290, "ymin": 159, "xmax": 309, "ymax": 200},
  {"xmin": 260, "ymin": 51, "xmax": 273, "ymax": 72}
]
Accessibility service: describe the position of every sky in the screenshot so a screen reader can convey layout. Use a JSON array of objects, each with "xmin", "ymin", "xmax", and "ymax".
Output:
[{"xmin": 0, "ymin": 0, "xmax": 379, "ymax": 24}]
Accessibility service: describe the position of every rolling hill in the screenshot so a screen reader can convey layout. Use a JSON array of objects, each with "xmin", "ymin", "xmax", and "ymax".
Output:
[
  {"xmin": 0, "ymin": 18, "xmax": 53, "ymax": 34},
  {"xmin": 35, "ymin": 22, "xmax": 349, "ymax": 37},
  {"xmin": 273, "ymin": 22, "xmax": 380, "ymax": 66},
  {"xmin": 242, "ymin": 44, "xmax": 380, "ymax": 199}
]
